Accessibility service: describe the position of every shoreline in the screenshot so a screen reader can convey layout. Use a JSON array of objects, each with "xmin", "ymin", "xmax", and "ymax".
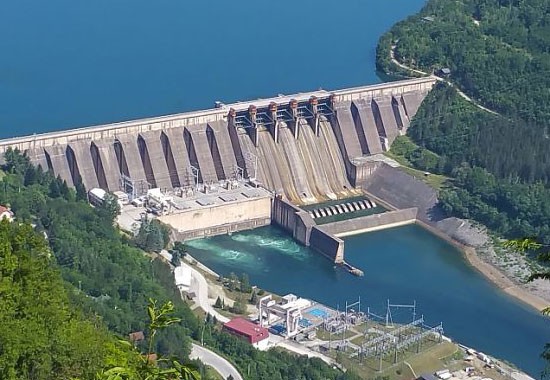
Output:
[
  {"xmin": 362, "ymin": 190, "xmax": 549, "ymax": 313},
  {"xmin": 416, "ymin": 220, "xmax": 549, "ymax": 313}
]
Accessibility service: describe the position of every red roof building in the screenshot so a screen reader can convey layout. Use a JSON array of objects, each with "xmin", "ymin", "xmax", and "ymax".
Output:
[{"xmin": 223, "ymin": 318, "xmax": 269, "ymax": 349}]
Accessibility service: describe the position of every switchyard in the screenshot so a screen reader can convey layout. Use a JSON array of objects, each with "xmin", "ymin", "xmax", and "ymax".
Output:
[{"xmin": 255, "ymin": 294, "xmax": 446, "ymax": 376}]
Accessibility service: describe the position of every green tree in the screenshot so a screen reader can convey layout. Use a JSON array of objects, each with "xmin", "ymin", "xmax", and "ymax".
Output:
[
  {"xmin": 98, "ymin": 299, "xmax": 200, "ymax": 380},
  {"xmin": 136, "ymin": 219, "xmax": 170, "ymax": 253},
  {"xmin": 99, "ymin": 193, "xmax": 121, "ymax": 223},
  {"xmin": 231, "ymin": 296, "xmax": 247, "ymax": 315},
  {"xmin": 214, "ymin": 297, "xmax": 224, "ymax": 310},
  {"xmin": 503, "ymin": 238, "xmax": 550, "ymax": 378},
  {"xmin": 239, "ymin": 273, "xmax": 250, "ymax": 293},
  {"xmin": 227, "ymin": 273, "xmax": 237, "ymax": 292},
  {"xmin": 249, "ymin": 290, "xmax": 258, "ymax": 305},
  {"xmin": 0, "ymin": 220, "xmax": 110, "ymax": 380}
]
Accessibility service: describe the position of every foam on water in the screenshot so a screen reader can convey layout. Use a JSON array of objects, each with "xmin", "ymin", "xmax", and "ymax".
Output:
[{"xmin": 187, "ymin": 239, "xmax": 265, "ymax": 271}]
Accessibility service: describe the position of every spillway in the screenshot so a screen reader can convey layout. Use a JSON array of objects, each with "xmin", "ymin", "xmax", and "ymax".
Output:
[
  {"xmin": 239, "ymin": 128, "xmax": 282, "ymax": 193},
  {"xmin": 317, "ymin": 119, "xmax": 355, "ymax": 197},
  {"xmin": 257, "ymin": 128, "xmax": 302, "ymax": 203},
  {"xmin": 1, "ymin": 77, "xmax": 436, "ymax": 201},
  {"xmin": 277, "ymin": 126, "xmax": 316, "ymax": 203},
  {"xmin": 295, "ymin": 121, "xmax": 337, "ymax": 200}
]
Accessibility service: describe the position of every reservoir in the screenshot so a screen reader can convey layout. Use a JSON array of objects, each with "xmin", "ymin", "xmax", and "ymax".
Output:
[
  {"xmin": 0, "ymin": 0, "xmax": 425, "ymax": 138},
  {"xmin": 187, "ymin": 225, "xmax": 550, "ymax": 377}
]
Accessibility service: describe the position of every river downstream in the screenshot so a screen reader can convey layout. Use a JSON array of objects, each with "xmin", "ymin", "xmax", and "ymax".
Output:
[{"xmin": 187, "ymin": 225, "xmax": 550, "ymax": 377}]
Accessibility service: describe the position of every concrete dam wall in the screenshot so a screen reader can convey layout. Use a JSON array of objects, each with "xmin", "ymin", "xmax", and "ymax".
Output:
[{"xmin": 0, "ymin": 77, "xmax": 436, "ymax": 205}]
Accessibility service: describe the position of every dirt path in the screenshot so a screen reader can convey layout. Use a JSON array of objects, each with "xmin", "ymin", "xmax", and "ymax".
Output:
[{"xmin": 389, "ymin": 45, "xmax": 499, "ymax": 115}]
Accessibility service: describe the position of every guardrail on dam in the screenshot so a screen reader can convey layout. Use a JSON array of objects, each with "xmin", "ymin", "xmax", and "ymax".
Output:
[{"xmin": 0, "ymin": 77, "xmax": 436, "ymax": 206}]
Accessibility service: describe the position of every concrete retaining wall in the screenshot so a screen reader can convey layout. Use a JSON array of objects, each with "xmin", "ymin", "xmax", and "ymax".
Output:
[
  {"xmin": 349, "ymin": 161, "xmax": 382, "ymax": 187},
  {"xmin": 161, "ymin": 196, "xmax": 272, "ymax": 235},
  {"xmin": 318, "ymin": 208, "xmax": 418, "ymax": 237},
  {"xmin": 361, "ymin": 164, "xmax": 444, "ymax": 223},
  {"xmin": 271, "ymin": 197, "xmax": 315, "ymax": 246},
  {"xmin": 174, "ymin": 217, "xmax": 271, "ymax": 241},
  {"xmin": 271, "ymin": 197, "xmax": 344, "ymax": 262},
  {"xmin": 309, "ymin": 226, "xmax": 345, "ymax": 264}
]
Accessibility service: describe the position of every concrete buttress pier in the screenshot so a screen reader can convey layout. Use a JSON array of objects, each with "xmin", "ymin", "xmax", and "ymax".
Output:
[{"xmin": 0, "ymin": 77, "xmax": 436, "ymax": 203}]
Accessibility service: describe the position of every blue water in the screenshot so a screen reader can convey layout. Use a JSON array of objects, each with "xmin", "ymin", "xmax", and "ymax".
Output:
[
  {"xmin": 187, "ymin": 225, "xmax": 550, "ymax": 378},
  {"xmin": 0, "ymin": 0, "xmax": 426, "ymax": 138}
]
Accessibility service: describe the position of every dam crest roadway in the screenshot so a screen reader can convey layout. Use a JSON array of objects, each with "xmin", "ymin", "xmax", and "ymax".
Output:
[{"xmin": 0, "ymin": 76, "xmax": 435, "ymax": 206}]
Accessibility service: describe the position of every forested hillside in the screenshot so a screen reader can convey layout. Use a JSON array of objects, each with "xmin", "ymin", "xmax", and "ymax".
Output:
[
  {"xmin": 0, "ymin": 150, "xmax": 360, "ymax": 380},
  {"xmin": 378, "ymin": 0, "xmax": 550, "ymax": 126},
  {"xmin": 377, "ymin": 0, "xmax": 550, "ymax": 243},
  {"xmin": 0, "ymin": 220, "xmax": 110, "ymax": 379},
  {"xmin": 404, "ymin": 84, "xmax": 550, "ymax": 242},
  {"xmin": 377, "ymin": 0, "xmax": 550, "ymax": 183}
]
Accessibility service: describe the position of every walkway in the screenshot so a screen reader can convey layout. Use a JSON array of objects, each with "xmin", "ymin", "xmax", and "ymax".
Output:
[
  {"xmin": 178, "ymin": 261, "xmax": 229, "ymax": 323},
  {"xmin": 389, "ymin": 45, "xmax": 499, "ymax": 115},
  {"xmin": 191, "ymin": 343, "xmax": 244, "ymax": 380}
]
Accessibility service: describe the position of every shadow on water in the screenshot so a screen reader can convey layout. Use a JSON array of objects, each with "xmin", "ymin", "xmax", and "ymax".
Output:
[{"xmin": 187, "ymin": 224, "xmax": 550, "ymax": 377}]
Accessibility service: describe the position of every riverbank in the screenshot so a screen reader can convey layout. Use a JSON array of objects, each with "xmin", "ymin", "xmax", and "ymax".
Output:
[
  {"xmin": 363, "ymin": 188, "xmax": 549, "ymax": 313},
  {"xmin": 418, "ymin": 219, "xmax": 550, "ymax": 313}
]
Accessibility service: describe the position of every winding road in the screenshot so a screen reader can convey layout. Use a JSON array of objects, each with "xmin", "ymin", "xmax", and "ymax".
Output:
[
  {"xmin": 389, "ymin": 44, "xmax": 499, "ymax": 115},
  {"xmin": 191, "ymin": 343, "xmax": 244, "ymax": 380}
]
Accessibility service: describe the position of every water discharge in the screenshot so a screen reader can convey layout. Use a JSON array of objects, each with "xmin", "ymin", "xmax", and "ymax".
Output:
[{"xmin": 187, "ymin": 225, "xmax": 550, "ymax": 377}]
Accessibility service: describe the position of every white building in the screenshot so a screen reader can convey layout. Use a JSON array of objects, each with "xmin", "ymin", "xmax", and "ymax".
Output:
[
  {"xmin": 88, "ymin": 188, "xmax": 107, "ymax": 207},
  {"xmin": 0, "ymin": 205, "xmax": 13, "ymax": 222},
  {"xmin": 174, "ymin": 265, "xmax": 191, "ymax": 292}
]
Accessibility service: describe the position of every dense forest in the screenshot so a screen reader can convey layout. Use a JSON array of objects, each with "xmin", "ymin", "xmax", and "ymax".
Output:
[
  {"xmin": 378, "ymin": 0, "xmax": 550, "ymax": 126},
  {"xmin": 0, "ymin": 150, "xmax": 360, "ymax": 380},
  {"xmin": 377, "ymin": 0, "xmax": 550, "ymax": 244}
]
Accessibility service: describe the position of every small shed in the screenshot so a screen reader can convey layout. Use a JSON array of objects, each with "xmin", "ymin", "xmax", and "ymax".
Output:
[
  {"xmin": 0, "ymin": 205, "xmax": 13, "ymax": 222},
  {"xmin": 129, "ymin": 331, "xmax": 145, "ymax": 343}
]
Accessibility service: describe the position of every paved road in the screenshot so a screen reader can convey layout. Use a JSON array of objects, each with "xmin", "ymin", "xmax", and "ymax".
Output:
[
  {"xmin": 180, "ymin": 261, "xmax": 229, "ymax": 323},
  {"xmin": 191, "ymin": 343, "xmax": 243, "ymax": 380}
]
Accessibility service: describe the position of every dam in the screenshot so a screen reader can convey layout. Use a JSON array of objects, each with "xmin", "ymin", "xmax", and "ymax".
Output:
[
  {"xmin": 0, "ymin": 77, "xmax": 436, "ymax": 263},
  {"xmin": 0, "ymin": 77, "xmax": 435, "ymax": 198}
]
